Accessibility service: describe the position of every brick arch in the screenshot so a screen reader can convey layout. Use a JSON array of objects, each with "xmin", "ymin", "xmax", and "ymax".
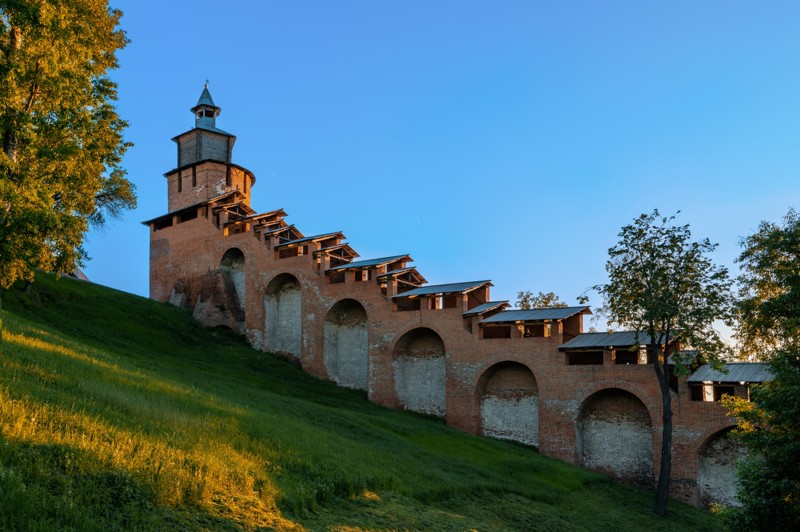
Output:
[
  {"xmin": 264, "ymin": 272, "xmax": 302, "ymax": 358},
  {"xmin": 694, "ymin": 421, "xmax": 739, "ymax": 457},
  {"xmin": 323, "ymin": 299, "xmax": 369, "ymax": 390},
  {"xmin": 696, "ymin": 425, "xmax": 745, "ymax": 507},
  {"xmin": 574, "ymin": 380, "xmax": 659, "ymax": 425},
  {"xmin": 392, "ymin": 327, "xmax": 446, "ymax": 417},
  {"xmin": 577, "ymin": 387, "xmax": 655, "ymax": 486},
  {"xmin": 476, "ymin": 361, "xmax": 539, "ymax": 447},
  {"xmin": 391, "ymin": 324, "xmax": 449, "ymax": 353}
]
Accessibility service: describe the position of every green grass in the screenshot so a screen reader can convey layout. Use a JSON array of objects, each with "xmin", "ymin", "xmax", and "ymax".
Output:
[{"xmin": 0, "ymin": 273, "xmax": 722, "ymax": 530}]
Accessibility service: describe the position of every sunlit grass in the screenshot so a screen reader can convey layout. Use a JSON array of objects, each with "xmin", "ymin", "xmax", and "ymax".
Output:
[{"xmin": 0, "ymin": 273, "xmax": 723, "ymax": 530}]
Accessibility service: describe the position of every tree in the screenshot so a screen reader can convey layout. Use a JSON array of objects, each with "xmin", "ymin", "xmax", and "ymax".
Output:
[
  {"xmin": 722, "ymin": 207, "xmax": 800, "ymax": 529},
  {"xmin": 722, "ymin": 351, "xmax": 800, "ymax": 529},
  {"xmin": 735, "ymin": 208, "xmax": 800, "ymax": 360},
  {"xmin": 594, "ymin": 210, "xmax": 733, "ymax": 517},
  {"xmin": 516, "ymin": 290, "xmax": 567, "ymax": 309},
  {"xmin": 0, "ymin": 0, "xmax": 135, "ymax": 290}
]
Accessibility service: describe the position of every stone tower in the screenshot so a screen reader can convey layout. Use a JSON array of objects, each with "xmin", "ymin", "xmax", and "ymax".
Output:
[{"xmin": 165, "ymin": 84, "xmax": 255, "ymax": 212}]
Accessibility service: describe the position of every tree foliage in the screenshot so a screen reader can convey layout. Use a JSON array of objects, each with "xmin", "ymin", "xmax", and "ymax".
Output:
[
  {"xmin": 723, "ymin": 207, "xmax": 800, "ymax": 529},
  {"xmin": 722, "ymin": 351, "xmax": 800, "ymax": 530},
  {"xmin": 0, "ymin": 0, "xmax": 135, "ymax": 288},
  {"xmin": 735, "ymin": 208, "xmax": 800, "ymax": 360},
  {"xmin": 594, "ymin": 210, "xmax": 733, "ymax": 517},
  {"xmin": 515, "ymin": 290, "xmax": 567, "ymax": 309}
]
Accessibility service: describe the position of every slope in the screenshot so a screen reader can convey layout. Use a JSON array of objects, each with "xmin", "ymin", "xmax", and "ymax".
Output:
[{"xmin": 0, "ymin": 273, "xmax": 721, "ymax": 530}]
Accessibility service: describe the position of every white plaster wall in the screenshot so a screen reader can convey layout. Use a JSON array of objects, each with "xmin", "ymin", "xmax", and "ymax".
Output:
[
  {"xmin": 220, "ymin": 249, "xmax": 245, "ymax": 308},
  {"xmin": 393, "ymin": 355, "xmax": 446, "ymax": 416},
  {"xmin": 324, "ymin": 321, "xmax": 368, "ymax": 390},
  {"xmin": 580, "ymin": 418, "xmax": 653, "ymax": 480},
  {"xmin": 481, "ymin": 395, "xmax": 538, "ymax": 446},
  {"xmin": 229, "ymin": 268, "xmax": 245, "ymax": 308},
  {"xmin": 264, "ymin": 284, "xmax": 302, "ymax": 357},
  {"xmin": 698, "ymin": 433, "xmax": 747, "ymax": 507}
]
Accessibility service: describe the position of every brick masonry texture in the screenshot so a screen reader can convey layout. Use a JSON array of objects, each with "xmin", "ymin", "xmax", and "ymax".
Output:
[{"xmin": 146, "ymin": 94, "xmax": 746, "ymax": 507}]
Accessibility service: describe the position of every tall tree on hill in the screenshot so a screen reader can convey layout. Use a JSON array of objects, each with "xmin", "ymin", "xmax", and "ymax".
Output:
[
  {"xmin": 594, "ymin": 210, "xmax": 733, "ymax": 517},
  {"xmin": 516, "ymin": 290, "xmax": 568, "ymax": 309},
  {"xmin": 0, "ymin": 0, "xmax": 135, "ymax": 290},
  {"xmin": 734, "ymin": 208, "xmax": 800, "ymax": 361},
  {"xmin": 723, "ymin": 208, "xmax": 800, "ymax": 529}
]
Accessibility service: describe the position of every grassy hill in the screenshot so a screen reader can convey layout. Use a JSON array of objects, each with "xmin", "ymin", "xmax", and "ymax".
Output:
[{"xmin": 0, "ymin": 273, "xmax": 722, "ymax": 530}]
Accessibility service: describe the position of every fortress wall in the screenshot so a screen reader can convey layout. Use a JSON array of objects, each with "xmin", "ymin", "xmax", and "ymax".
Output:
[{"xmin": 149, "ymin": 166, "xmax": 741, "ymax": 509}]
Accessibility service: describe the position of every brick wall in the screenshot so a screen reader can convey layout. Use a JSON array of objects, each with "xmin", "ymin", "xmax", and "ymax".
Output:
[{"xmin": 148, "ymin": 157, "xmax": 739, "ymax": 508}]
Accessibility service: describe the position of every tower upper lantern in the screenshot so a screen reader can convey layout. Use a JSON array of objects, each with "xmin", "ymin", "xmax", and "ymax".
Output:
[
  {"xmin": 172, "ymin": 83, "xmax": 236, "ymax": 167},
  {"xmin": 191, "ymin": 83, "xmax": 221, "ymax": 129}
]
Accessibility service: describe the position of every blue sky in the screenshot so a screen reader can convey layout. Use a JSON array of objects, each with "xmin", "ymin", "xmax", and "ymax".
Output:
[{"xmin": 87, "ymin": 1, "xmax": 800, "ymax": 322}]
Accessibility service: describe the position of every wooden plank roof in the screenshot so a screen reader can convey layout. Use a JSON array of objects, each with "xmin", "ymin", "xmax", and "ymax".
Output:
[
  {"xmin": 327, "ymin": 255, "xmax": 409, "ymax": 272},
  {"xmin": 481, "ymin": 306, "xmax": 591, "ymax": 324},
  {"xmin": 392, "ymin": 280, "xmax": 491, "ymax": 299}
]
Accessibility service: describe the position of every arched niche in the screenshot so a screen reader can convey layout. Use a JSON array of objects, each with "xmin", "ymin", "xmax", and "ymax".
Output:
[
  {"xmin": 264, "ymin": 273, "xmax": 302, "ymax": 358},
  {"xmin": 324, "ymin": 299, "xmax": 369, "ymax": 390},
  {"xmin": 577, "ymin": 388, "xmax": 654, "ymax": 485},
  {"xmin": 393, "ymin": 328, "xmax": 446, "ymax": 416},
  {"xmin": 478, "ymin": 361, "xmax": 538, "ymax": 446},
  {"xmin": 698, "ymin": 428, "xmax": 746, "ymax": 507}
]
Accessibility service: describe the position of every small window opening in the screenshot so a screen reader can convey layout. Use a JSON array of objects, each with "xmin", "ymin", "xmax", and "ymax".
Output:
[
  {"xmin": 279, "ymin": 247, "xmax": 302, "ymax": 259},
  {"xmin": 395, "ymin": 299, "xmax": 422, "ymax": 312},
  {"xmin": 191, "ymin": 166, "xmax": 197, "ymax": 187},
  {"xmin": 614, "ymin": 349, "xmax": 638, "ymax": 364},
  {"xmin": 177, "ymin": 209, "xmax": 198, "ymax": 223},
  {"xmin": 566, "ymin": 350, "xmax": 604, "ymax": 365},
  {"xmin": 523, "ymin": 323, "xmax": 550, "ymax": 338},
  {"xmin": 690, "ymin": 385, "xmax": 704, "ymax": 401},
  {"xmin": 442, "ymin": 295, "xmax": 458, "ymax": 309},
  {"xmin": 153, "ymin": 218, "xmax": 173, "ymax": 231},
  {"xmin": 482, "ymin": 325, "xmax": 511, "ymax": 339},
  {"xmin": 177, "ymin": 173, "xmax": 182, "ymax": 192},
  {"xmin": 713, "ymin": 386, "xmax": 735, "ymax": 402}
]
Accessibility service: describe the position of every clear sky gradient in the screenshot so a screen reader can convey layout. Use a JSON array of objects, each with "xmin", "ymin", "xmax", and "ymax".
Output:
[{"xmin": 86, "ymin": 1, "xmax": 800, "ymax": 322}]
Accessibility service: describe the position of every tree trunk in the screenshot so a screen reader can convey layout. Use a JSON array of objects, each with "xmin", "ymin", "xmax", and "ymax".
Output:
[{"xmin": 653, "ymin": 349, "xmax": 673, "ymax": 517}]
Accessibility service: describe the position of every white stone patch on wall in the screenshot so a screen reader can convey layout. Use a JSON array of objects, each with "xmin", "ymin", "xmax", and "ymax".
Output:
[
  {"xmin": 247, "ymin": 329, "xmax": 264, "ymax": 351},
  {"xmin": 228, "ymin": 268, "xmax": 245, "ymax": 308},
  {"xmin": 264, "ymin": 276, "xmax": 302, "ymax": 358},
  {"xmin": 481, "ymin": 395, "xmax": 538, "ymax": 446},
  {"xmin": 393, "ymin": 355, "xmax": 446, "ymax": 416},
  {"xmin": 578, "ymin": 390, "xmax": 653, "ymax": 485},
  {"xmin": 580, "ymin": 418, "xmax": 653, "ymax": 479},
  {"xmin": 220, "ymin": 248, "xmax": 245, "ymax": 308},
  {"xmin": 168, "ymin": 288, "xmax": 187, "ymax": 308},
  {"xmin": 323, "ymin": 301, "xmax": 369, "ymax": 390},
  {"xmin": 698, "ymin": 432, "xmax": 747, "ymax": 507}
]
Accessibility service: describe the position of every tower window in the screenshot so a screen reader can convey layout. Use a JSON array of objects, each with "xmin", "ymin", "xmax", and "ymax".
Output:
[
  {"xmin": 177, "ymin": 172, "xmax": 182, "ymax": 192},
  {"xmin": 191, "ymin": 166, "xmax": 196, "ymax": 187}
]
